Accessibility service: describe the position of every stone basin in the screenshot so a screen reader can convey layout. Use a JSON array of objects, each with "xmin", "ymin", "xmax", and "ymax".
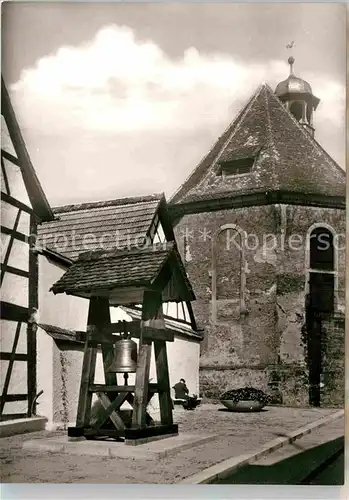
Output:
[{"xmin": 221, "ymin": 400, "xmax": 265, "ymax": 412}]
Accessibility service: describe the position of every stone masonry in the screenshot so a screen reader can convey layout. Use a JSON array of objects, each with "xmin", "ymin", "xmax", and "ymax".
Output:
[{"xmin": 173, "ymin": 204, "xmax": 345, "ymax": 407}]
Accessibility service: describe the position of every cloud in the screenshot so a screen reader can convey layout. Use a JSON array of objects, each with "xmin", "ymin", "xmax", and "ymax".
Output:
[
  {"xmin": 9, "ymin": 24, "xmax": 345, "ymax": 205},
  {"xmin": 12, "ymin": 24, "xmax": 343, "ymax": 133}
]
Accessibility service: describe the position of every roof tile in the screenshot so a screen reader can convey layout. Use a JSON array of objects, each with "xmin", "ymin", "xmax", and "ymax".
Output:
[
  {"xmin": 171, "ymin": 84, "xmax": 345, "ymax": 204},
  {"xmin": 50, "ymin": 242, "xmax": 194, "ymax": 302},
  {"xmin": 38, "ymin": 194, "xmax": 163, "ymax": 261}
]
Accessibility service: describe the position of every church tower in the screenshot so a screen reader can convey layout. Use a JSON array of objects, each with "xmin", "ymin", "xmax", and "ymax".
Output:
[
  {"xmin": 170, "ymin": 59, "xmax": 346, "ymax": 409},
  {"xmin": 275, "ymin": 56, "xmax": 320, "ymax": 136}
]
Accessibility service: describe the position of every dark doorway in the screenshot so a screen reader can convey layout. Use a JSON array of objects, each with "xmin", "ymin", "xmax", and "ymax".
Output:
[{"xmin": 306, "ymin": 227, "xmax": 335, "ymax": 407}]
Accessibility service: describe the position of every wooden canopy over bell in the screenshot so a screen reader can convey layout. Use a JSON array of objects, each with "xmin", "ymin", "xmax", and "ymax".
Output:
[
  {"xmin": 50, "ymin": 241, "xmax": 196, "ymax": 444},
  {"xmin": 50, "ymin": 242, "xmax": 195, "ymax": 305}
]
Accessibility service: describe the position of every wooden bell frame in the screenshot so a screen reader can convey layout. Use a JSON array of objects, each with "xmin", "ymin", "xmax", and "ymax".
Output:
[{"xmin": 68, "ymin": 289, "xmax": 178, "ymax": 444}]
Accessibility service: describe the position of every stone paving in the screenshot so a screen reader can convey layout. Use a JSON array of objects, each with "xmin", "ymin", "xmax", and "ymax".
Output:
[{"xmin": 0, "ymin": 404, "xmax": 339, "ymax": 484}]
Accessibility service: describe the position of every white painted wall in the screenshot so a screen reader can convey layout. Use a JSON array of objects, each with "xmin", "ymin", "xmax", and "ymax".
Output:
[
  {"xmin": 1, "ymin": 202, "xmax": 30, "ymax": 310},
  {"xmin": 0, "ymin": 133, "xmax": 32, "ymax": 417},
  {"xmin": 38, "ymin": 255, "xmax": 89, "ymax": 330},
  {"xmin": 0, "ymin": 320, "xmax": 28, "ymax": 416},
  {"xmin": 2, "ymin": 159, "xmax": 31, "ymax": 206},
  {"xmin": 167, "ymin": 336, "xmax": 200, "ymax": 397},
  {"xmin": 1, "ymin": 201, "xmax": 30, "ymax": 236},
  {"xmin": 1, "ymin": 273, "xmax": 28, "ymax": 308},
  {"xmin": 37, "ymin": 326, "xmax": 107, "ymax": 429}
]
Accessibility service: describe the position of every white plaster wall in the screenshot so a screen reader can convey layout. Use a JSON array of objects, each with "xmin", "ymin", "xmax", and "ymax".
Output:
[
  {"xmin": 3, "ymin": 159, "xmax": 31, "ymax": 206},
  {"xmin": 38, "ymin": 256, "xmax": 86, "ymax": 427},
  {"xmin": 6, "ymin": 239, "xmax": 29, "ymax": 271},
  {"xmin": 1, "ymin": 273, "xmax": 28, "ymax": 308},
  {"xmin": 148, "ymin": 335, "xmax": 201, "ymax": 410},
  {"xmin": 38, "ymin": 255, "xmax": 88, "ymax": 330},
  {"xmin": 0, "ymin": 154, "xmax": 31, "ymax": 416},
  {"xmin": 0, "ymin": 320, "xmax": 27, "ymax": 354},
  {"xmin": 36, "ymin": 325, "xmax": 54, "ymax": 424},
  {"xmin": 1, "ymin": 201, "xmax": 30, "ymax": 235},
  {"xmin": 51, "ymin": 347, "xmax": 106, "ymax": 427},
  {"xmin": 0, "ymin": 321, "xmax": 28, "ymax": 416},
  {"xmin": 167, "ymin": 337, "xmax": 200, "ymax": 397},
  {"xmin": 37, "ymin": 256, "xmax": 102, "ymax": 427},
  {"xmin": 37, "ymin": 326, "xmax": 106, "ymax": 429}
]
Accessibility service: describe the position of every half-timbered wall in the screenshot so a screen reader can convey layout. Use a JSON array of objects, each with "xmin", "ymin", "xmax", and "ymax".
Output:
[
  {"xmin": 1, "ymin": 75, "xmax": 54, "ymax": 420},
  {"xmin": 1, "ymin": 116, "xmax": 36, "ymax": 419}
]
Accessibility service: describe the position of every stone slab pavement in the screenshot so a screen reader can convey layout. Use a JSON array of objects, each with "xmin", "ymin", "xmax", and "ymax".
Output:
[
  {"xmin": 213, "ymin": 415, "xmax": 345, "ymax": 485},
  {"xmin": 22, "ymin": 432, "xmax": 218, "ymax": 459},
  {"xmin": 0, "ymin": 404, "xmax": 342, "ymax": 484}
]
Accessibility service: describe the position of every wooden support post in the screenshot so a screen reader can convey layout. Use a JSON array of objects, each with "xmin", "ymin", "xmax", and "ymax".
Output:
[
  {"xmin": 90, "ymin": 297, "xmax": 118, "ymax": 387},
  {"xmin": 75, "ymin": 297, "xmax": 108, "ymax": 427},
  {"xmin": 132, "ymin": 290, "xmax": 172, "ymax": 429},
  {"xmin": 132, "ymin": 290, "xmax": 162, "ymax": 428},
  {"xmin": 27, "ymin": 216, "xmax": 38, "ymax": 417},
  {"xmin": 132, "ymin": 339, "xmax": 152, "ymax": 428},
  {"xmin": 149, "ymin": 296, "xmax": 173, "ymax": 425},
  {"xmin": 75, "ymin": 338, "xmax": 97, "ymax": 428},
  {"xmin": 76, "ymin": 297, "xmax": 121, "ymax": 429},
  {"xmin": 154, "ymin": 340, "xmax": 173, "ymax": 426}
]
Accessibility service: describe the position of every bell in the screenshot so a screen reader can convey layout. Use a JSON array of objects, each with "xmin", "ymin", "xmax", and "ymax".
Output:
[{"xmin": 107, "ymin": 336, "xmax": 138, "ymax": 373}]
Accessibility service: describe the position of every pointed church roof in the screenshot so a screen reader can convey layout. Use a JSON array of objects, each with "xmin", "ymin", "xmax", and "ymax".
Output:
[{"xmin": 170, "ymin": 84, "xmax": 345, "ymax": 205}]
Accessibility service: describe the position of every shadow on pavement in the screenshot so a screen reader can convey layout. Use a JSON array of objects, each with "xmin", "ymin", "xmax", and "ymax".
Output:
[
  {"xmin": 216, "ymin": 436, "xmax": 344, "ymax": 485},
  {"xmin": 217, "ymin": 408, "xmax": 269, "ymax": 413}
]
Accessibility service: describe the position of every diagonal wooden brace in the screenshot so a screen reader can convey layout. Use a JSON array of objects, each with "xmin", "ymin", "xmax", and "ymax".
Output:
[
  {"xmin": 126, "ymin": 391, "xmax": 154, "ymax": 425},
  {"xmin": 95, "ymin": 392, "xmax": 126, "ymax": 431}
]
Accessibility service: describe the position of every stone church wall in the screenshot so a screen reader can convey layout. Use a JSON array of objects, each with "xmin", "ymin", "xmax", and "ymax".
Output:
[
  {"xmin": 174, "ymin": 203, "xmax": 345, "ymax": 407},
  {"xmin": 320, "ymin": 313, "xmax": 345, "ymax": 407}
]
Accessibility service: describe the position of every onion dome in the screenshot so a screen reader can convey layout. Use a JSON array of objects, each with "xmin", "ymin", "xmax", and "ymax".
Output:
[
  {"xmin": 276, "ymin": 57, "xmax": 313, "ymax": 97},
  {"xmin": 275, "ymin": 56, "xmax": 320, "ymax": 136}
]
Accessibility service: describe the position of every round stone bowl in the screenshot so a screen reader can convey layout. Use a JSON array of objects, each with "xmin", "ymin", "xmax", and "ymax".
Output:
[{"xmin": 221, "ymin": 399, "xmax": 265, "ymax": 412}]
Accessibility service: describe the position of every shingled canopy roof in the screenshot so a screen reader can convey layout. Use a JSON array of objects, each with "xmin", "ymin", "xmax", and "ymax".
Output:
[
  {"xmin": 170, "ymin": 84, "xmax": 345, "ymax": 205},
  {"xmin": 38, "ymin": 193, "xmax": 173, "ymax": 262},
  {"xmin": 50, "ymin": 242, "xmax": 195, "ymax": 303}
]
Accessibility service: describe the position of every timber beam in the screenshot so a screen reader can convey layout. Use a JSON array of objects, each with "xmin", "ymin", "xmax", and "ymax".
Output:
[
  {"xmin": 87, "ymin": 323, "xmax": 175, "ymax": 343},
  {"xmin": 88, "ymin": 383, "xmax": 159, "ymax": 393}
]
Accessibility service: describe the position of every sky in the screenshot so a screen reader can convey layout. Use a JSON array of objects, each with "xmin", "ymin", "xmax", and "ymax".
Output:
[{"xmin": 2, "ymin": 2, "xmax": 346, "ymax": 207}]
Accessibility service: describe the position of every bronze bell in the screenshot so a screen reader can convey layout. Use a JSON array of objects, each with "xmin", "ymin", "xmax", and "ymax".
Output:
[{"xmin": 107, "ymin": 335, "xmax": 138, "ymax": 373}]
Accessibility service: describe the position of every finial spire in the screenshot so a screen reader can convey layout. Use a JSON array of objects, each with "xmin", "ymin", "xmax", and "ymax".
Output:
[
  {"xmin": 286, "ymin": 40, "xmax": 295, "ymax": 75},
  {"xmin": 288, "ymin": 55, "xmax": 295, "ymax": 75}
]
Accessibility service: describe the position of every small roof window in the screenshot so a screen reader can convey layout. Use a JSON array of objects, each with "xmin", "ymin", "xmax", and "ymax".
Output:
[
  {"xmin": 219, "ymin": 157, "xmax": 254, "ymax": 176},
  {"xmin": 217, "ymin": 146, "xmax": 260, "ymax": 177}
]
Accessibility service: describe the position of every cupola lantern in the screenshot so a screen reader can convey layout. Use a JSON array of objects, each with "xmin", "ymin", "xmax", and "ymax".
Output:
[{"xmin": 275, "ymin": 56, "xmax": 320, "ymax": 137}]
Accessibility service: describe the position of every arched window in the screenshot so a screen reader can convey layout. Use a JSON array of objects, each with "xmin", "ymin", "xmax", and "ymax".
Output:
[
  {"xmin": 309, "ymin": 227, "xmax": 334, "ymax": 272},
  {"xmin": 307, "ymin": 226, "xmax": 336, "ymax": 314},
  {"xmin": 290, "ymin": 101, "xmax": 303, "ymax": 122},
  {"xmin": 305, "ymin": 224, "xmax": 337, "ymax": 407},
  {"xmin": 306, "ymin": 102, "xmax": 313, "ymax": 126},
  {"xmin": 212, "ymin": 225, "xmax": 246, "ymax": 324}
]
